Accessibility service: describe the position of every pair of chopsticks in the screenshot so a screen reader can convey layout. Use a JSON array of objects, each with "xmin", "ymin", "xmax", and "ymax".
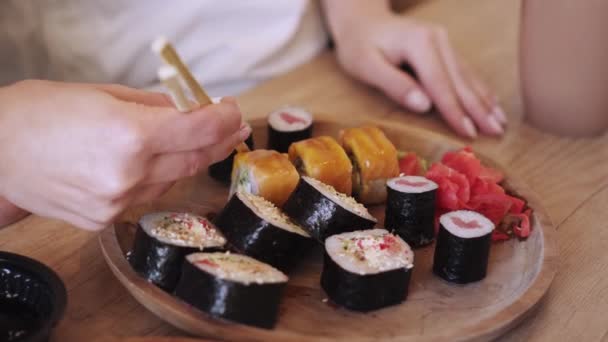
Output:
[{"xmin": 152, "ymin": 37, "xmax": 250, "ymax": 152}]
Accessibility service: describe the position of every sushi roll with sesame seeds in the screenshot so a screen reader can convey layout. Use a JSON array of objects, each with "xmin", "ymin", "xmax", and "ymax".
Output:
[
  {"xmin": 213, "ymin": 191, "xmax": 314, "ymax": 273},
  {"xmin": 385, "ymin": 176, "xmax": 438, "ymax": 248},
  {"xmin": 283, "ymin": 176, "xmax": 377, "ymax": 242},
  {"xmin": 433, "ymin": 210, "xmax": 495, "ymax": 284},
  {"xmin": 267, "ymin": 106, "xmax": 313, "ymax": 153},
  {"xmin": 321, "ymin": 229, "xmax": 414, "ymax": 311},
  {"xmin": 129, "ymin": 212, "xmax": 226, "ymax": 291},
  {"xmin": 174, "ymin": 252, "xmax": 288, "ymax": 329}
]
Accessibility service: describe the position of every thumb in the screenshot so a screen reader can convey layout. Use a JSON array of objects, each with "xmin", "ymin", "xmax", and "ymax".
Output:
[{"xmin": 360, "ymin": 51, "xmax": 432, "ymax": 113}]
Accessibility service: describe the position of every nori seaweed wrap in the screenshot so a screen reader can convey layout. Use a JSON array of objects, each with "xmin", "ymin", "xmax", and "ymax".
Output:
[
  {"xmin": 282, "ymin": 176, "xmax": 377, "ymax": 242},
  {"xmin": 174, "ymin": 253, "xmax": 288, "ymax": 329},
  {"xmin": 433, "ymin": 210, "xmax": 494, "ymax": 284},
  {"xmin": 385, "ymin": 176, "xmax": 438, "ymax": 248},
  {"xmin": 321, "ymin": 229, "xmax": 414, "ymax": 311},
  {"xmin": 129, "ymin": 212, "xmax": 226, "ymax": 291},
  {"xmin": 267, "ymin": 106, "xmax": 313, "ymax": 153},
  {"xmin": 213, "ymin": 191, "xmax": 313, "ymax": 273},
  {"xmin": 208, "ymin": 133, "xmax": 254, "ymax": 184}
]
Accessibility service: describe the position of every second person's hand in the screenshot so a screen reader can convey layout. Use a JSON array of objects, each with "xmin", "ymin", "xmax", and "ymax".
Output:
[{"xmin": 0, "ymin": 80, "xmax": 250, "ymax": 230}]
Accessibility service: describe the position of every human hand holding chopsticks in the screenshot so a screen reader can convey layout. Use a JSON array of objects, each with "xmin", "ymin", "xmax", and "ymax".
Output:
[{"xmin": 0, "ymin": 80, "xmax": 250, "ymax": 230}]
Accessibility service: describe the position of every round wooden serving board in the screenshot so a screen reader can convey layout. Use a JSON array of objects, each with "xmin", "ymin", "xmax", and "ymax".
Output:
[{"xmin": 100, "ymin": 116, "xmax": 557, "ymax": 342}]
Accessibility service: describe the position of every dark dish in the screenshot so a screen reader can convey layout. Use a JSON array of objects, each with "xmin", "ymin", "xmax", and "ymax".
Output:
[{"xmin": 0, "ymin": 251, "xmax": 67, "ymax": 342}]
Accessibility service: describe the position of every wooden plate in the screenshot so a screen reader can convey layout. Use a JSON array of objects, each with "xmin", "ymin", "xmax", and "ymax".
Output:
[{"xmin": 99, "ymin": 115, "xmax": 557, "ymax": 341}]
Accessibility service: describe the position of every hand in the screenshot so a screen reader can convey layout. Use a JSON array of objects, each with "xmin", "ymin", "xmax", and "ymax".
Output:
[
  {"xmin": 0, "ymin": 80, "xmax": 250, "ymax": 230},
  {"xmin": 325, "ymin": 3, "xmax": 506, "ymax": 138},
  {"xmin": 0, "ymin": 196, "xmax": 29, "ymax": 228}
]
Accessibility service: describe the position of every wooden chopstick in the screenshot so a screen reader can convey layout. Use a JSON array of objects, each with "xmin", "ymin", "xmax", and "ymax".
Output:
[
  {"xmin": 157, "ymin": 65, "xmax": 192, "ymax": 113},
  {"xmin": 152, "ymin": 36, "xmax": 250, "ymax": 153}
]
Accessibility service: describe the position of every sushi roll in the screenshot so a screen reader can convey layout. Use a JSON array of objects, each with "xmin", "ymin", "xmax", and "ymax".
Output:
[
  {"xmin": 433, "ymin": 210, "xmax": 495, "ymax": 284},
  {"xmin": 213, "ymin": 191, "xmax": 313, "ymax": 272},
  {"xmin": 340, "ymin": 126, "xmax": 400, "ymax": 205},
  {"xmin": 267, "ymin": 106, "xmax": 313, "ymax": 153},
  {"xmin": 385, "ymin": 176, "xmax": 438, "ymax": 248},
  {"xmin": 230, "ymin": 149, "xmax": 300, "ymax": 207},
  {"xmin": 321, "ymin": 229, "xmax": 414, "ymax": 311},
  {"xmin": 129, "ymin": 212, "xmax": 226, "ymax": 291},
  {"xmin": 174, "ymin": 252, "xmax": 288, "ymax": 329},
  {"xmin": 208, "ymin": 133, "xmax": 254, "ymax": 184},
  {"xmin": 283, "ymin": 176, "xmax": 377, "ymax": 241},
  {"xmin": 288, "ymin": 136, "xmax": 353, "ymax": 195}
]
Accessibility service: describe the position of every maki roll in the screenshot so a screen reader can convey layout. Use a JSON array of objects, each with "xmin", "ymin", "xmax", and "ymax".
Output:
[
  {"xmin": 433, "ymin": 210, "xmax": 495, "ymax": 284},
  {"xmin": 385, "ymin": 176, "xmax": 438, "ymax": 248},
  {"xmin": 340, "ymin": 126, "xmax": 400, "ymax": 205},
  {"xmin": 213, "ymin": 191, "xmax": 313, "ymax": 272},
  {"xmin": 267, "ymin": 106, "xmax": 313, "ymax": 153},
  {"xmin": 321, "ymin": 229, "xmax": 414, "ymax": 311},
  {"xmin": 230, "ymin": 149, "xmax": 300, "ymax": 207},
  {"xmin": 174, "ymin": 252, "xmax": 288, "ymax": 329},
  {"xmin": 208, "ymin": 132, "xmax": 254, "ymax": 184},
  {"xmin": 129, "ymin": 212, "xmax": 226, "ymax": 291},
  {"xmin": 283, "ymin": 176, "xmax": 377, "ymax": 241},
  {"xmin": 288, "ymin": 136, "xmax": 353, "ymax": 195}
]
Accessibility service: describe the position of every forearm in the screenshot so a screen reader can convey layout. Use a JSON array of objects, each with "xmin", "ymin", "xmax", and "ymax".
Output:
[{"xmin": 321, "ymin": 0, "xmax": 392, "ymax": 41}]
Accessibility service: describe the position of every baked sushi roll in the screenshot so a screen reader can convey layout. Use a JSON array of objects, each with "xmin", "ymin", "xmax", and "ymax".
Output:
[
  {"xmin": 208, "ymin": 132, "xmax": 254, "ymax": 184},
  {"xmin": 385, "ymin": 176, "xmax": 438, "ymax": 248},
  {"xmin": 230, "ymin": 149, "xmax": 300, "ymax": 207},
  {"xmin": 213, "ymin": 191, "xmax": 313, "ymax": 272},
  {"xmin": 288, "ymin": 136, "xmax": 353, "ymax": 195},
  {"xmin": 174, "ymin": 252, "xmax": 288, "ymax": 329},
  {"xmin": 433, "ymin": 210, "xmax": 495, "ymax": 284},
  {"xmin": 267, "ymin": 106, "xmax": 313, "ymax": 153},
  {"xmin": 321, "ymin": 229, "xmax": 414, "ymax": 311},
  {"xmin": 340, "ymin": 126, "xmax": 400, "ymax": 205},
  {"xmin": 129, "ymin": 212, "xmax": 226, "ymax": 291},
  {"xmin": 283, "ymin": 176, "xmax": 377, "ymax": 241}
]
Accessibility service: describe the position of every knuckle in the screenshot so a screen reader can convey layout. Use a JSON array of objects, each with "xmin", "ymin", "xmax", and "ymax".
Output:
[
  {"xmin": 185, "ymin": 153, "xmax": 204, "ymax": 177},
  {"xmin": 119, "ymin": 121, "xmax": 147, "ymax": 155}
]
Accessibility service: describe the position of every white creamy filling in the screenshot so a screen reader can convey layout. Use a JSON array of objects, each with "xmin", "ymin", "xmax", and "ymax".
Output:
[
  {"xmin": 187, "ymin": 252, "xmax": 288, "ymax": 285},
  {"xmin": 268, "ymin": 106, "xmax": 313, "ymax": 132},
  {"xmin": 238, "ymin": 191, "xmax": 310, "ymax": 237},
  {"xmin": 439, "ymin": 210, "xmax": 495, "ymax": 239},
  {"xmin": 325, "ymin": 229, "xmax": 413, "ymax": 275},
  {"xmin": 139, "ymin": 212, "xmax": 226, "ymax": 248},
  {"xmin": 303, "ymin": 176, "xmax": 376, "ymax": 222},
  {"xmin": 387, "ymin": 175, "xmax": 438, "ymax": 194}
]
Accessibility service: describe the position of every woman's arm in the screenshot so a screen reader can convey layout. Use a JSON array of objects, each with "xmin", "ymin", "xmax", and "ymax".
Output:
[{"xmin": 321, "ymin": 0, "xmax": 506, "ymax": 138}]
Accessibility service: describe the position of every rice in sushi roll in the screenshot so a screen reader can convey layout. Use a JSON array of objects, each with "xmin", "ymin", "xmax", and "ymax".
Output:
[
  {"xmin": 229, "ymin": 149, "xmax": 300, "ymax": 207},
  {"xmin": 321, "ymin": 229, "xmax": 414, "ymax": 311},
  {"xmin": 208, "ymin": 132, "xmax": 254, "ymax": 184},
  {"xmin": 129, "ymin": 212, "xmax": 226, "ymax": 291},
  {"xmin": 213, "ymin": 191, "xmax": 313, "ymax": 272},
  {"xmin": 433, "ymin": 210, "xmax": 495, "ymax": 284},
  {"xmin": 267, "ymin": 106, "xmax": 313, "ymax": 153},
  {"xmin": 283, "ymin": 176, "xmax": 377, "ymax": 241},
  {"xmin": 385, "ymin": 176, "xmax": 438, "ymax": 248},
  {"xmin": 339, "ymin": 126, "xmax": 400, "ymax": 205},
  {"xmin": 288, "ymin": 136, "xmax": 353, "ymax": 195},
  {"xmin": 174, "ymin": 252, "xmax": 288, "ymax": 329}
]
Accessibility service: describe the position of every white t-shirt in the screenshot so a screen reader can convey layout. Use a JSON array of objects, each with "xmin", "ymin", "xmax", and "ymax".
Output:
[{"xmin": 0, "ymin": 0, "xmax": 328, "ymax": 96}]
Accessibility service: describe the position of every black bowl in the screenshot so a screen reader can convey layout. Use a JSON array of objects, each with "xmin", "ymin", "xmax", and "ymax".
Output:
[{"xmin": 0, "ymin": 252, "xmax": 67, "ymax": 342}]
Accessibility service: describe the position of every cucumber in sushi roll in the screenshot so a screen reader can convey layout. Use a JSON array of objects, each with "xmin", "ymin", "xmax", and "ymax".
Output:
[
  {"xmin": 174, "ymin": 252, "xmax": 288, "ymax": 329},
  {"xmin": 267, "ymin": 106, "xmax": 313, "ymax": 153},
  {"xmin": 321, "ymin": 229, "xmax": 414, "ymax": 311},
  {"xmin": 433, "ymin": 210, "xmax": 495, "ymax": 284},
  {"xmin": 129, "ymin": 212, "xmax": 226, "ymax": 291},
  {"xmin": 283, "ymin": 176, "xmax": 377, "ymax": 242},
  {"xmin": 208, "ymin": 133, "xmax": 254, "ymax": 184},
  {"xmin": 385, "ymin": 176, "xmax": 438, "ymax": 248},
  {"xmin": 213, "ymin": 191, "xmax": 313, "ymax": 272}
]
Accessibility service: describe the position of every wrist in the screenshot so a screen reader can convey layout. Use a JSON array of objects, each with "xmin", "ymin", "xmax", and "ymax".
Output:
[{"xmin": 323, "ymin": 0, "xmax": 393, "ymax": 44}]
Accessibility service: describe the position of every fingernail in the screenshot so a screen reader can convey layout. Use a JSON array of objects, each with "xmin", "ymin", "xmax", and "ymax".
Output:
[
  {"xmin": 487, "ymin": 115, "xmax": 504, "ymax": 135},
  {"xmin": 493, "ymin": 106, "xmax": 507, "ymax": 125},
  {"xmin": 405, "ymin": 90, "xmax": 432, "ymax": 113},
  {"xmin": 239, "ymin": 123, "xmax": 252, "ymax": 140},
  {"xmin": 211, "ymin": 97, "xmax": 223, "ymax": 104},
  {"xmin": 462, "ymin": 117, "xmax": 478, "ymax": 138}
]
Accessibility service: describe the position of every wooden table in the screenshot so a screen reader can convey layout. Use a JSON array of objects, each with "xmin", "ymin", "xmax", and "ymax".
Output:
[{"xmin": 2, "ymin": 0, "xmax": 607, "ymax": 341}]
